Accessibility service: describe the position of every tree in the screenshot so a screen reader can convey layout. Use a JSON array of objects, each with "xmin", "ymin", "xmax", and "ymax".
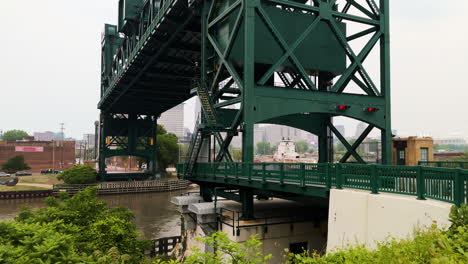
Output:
[
  {"xmin": 1, "ymin": 130, "xmax": 29, "ymax": 141},
  {"xmin": 295, "ymin": 141, "xmax": 309, "ymax": 153},
  {"xmin": 157, "ymin": 125, "xmax": 179, "ymax": 172},
  {"xmin": 232, "ymin": 149, "xmax": 242, "ymax": 161},
  {"xmin": 0, "ymin": 188, "xmax": 151, "ymax": 263},
  {"xmin": 256, "ymin": 142, "xmax": 275, "ymax": 155},
  {"xmin": 57, "ymin": 165, "xmax": 97, "ymax": 184},
  {"xmin": 1, "ymin": 155, "xmax": 30, "ymax": 173}
]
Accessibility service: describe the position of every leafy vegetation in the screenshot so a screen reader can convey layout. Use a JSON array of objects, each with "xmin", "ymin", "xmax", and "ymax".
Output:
[
  {"xmin": 0, "ymin": 129, "xmax": 29, "ymax": 141},
  {"xmin": 256, "ymin": 142, "xmax": 277, "ymax": 155},
  {"xmin": 57, "ymin": 165, "xmax": 97, "ymax": 184},
  {"xmin": 295, "ymin": 141, "xmax": 309, "ymax": 153},
  {"xmin": 0, "ymin": 188, "xmax": 151, "ymax": 263},
  {"xmin": 232, "ymin": 148, "xmax": 242, "ymax": 161},
  {"xmin": 1, "ymin": 155, "xmax": 30, "ymax": 173},
  {"xmin": 157, "ymin": 124, "xmax": 179, "ymax": 173}
]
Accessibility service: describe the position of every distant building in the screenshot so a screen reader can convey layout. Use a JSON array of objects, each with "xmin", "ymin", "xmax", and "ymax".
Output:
[
  {"xmin": 33, "ymin": 131, "xmax": 55, "ymax": 141},
  {"xmin": 158, "ymin": 104, "xmax": 185, "ymax": 139},
  {"xmin": 354, "ymin": 122, "xmax": 366, "ymax": 138},
  {"xmin": 434, "ymin": 138, "xmax": 467, "ymax": 146},
  {"xmin": 0, "ymin": 138, "xmax": 75, "ymax": 171},
  {"xmin": 83, "ymin": 134, "xmax": 96, "ymax": 147},
  {"xmin": 392, "ymin": 137, "xmax": 434, "ymax": 166}
]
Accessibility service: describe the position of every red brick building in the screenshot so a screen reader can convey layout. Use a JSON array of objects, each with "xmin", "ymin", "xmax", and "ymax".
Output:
[{"xmin": 0, "ymin": 139, "xmax": 75, "ymax": 172}]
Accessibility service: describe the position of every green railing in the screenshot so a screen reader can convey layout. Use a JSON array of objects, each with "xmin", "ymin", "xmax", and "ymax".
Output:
[
  {"xmin": 177, "ymin": 162, "xmax": 468, "ymax": 206},
  {"xmin": 419, "ymin": 161, "xmax": 468, "ymax": 169}
]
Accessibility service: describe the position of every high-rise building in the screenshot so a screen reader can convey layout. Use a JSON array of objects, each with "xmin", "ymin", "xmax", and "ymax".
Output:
[
  {"xmin": 354, "ymin": 122, "xmax": 367, "ymax": 138},
  {"xmin": 334, "ymin": 125, "xmax": 346, "ymax": 138},
  {"xmin": 158, "ymin": 104, "xmax": 185, "ymax": 139}
]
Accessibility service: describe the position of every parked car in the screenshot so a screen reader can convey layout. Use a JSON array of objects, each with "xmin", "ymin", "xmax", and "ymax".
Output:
[
  {"xmin": 16, "ymin": 171, "xmax": 32, "ymax": 176},
  {"xmin": 0, "ymin": 172, "xmax": 11, "ymax": 177},
  {"xmin": 41, "ymin": 169, "xmax": 61, "ymax": 174}
]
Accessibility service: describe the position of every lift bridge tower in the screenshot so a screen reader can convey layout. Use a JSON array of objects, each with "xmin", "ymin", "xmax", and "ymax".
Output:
[{"xmin": 98, "ymin": 0, "xmax": 390, "ymax": 185}]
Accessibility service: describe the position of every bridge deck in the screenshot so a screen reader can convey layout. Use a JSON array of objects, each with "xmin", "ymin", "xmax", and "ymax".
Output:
[
  {"xmin": 179, "ymin": 162, "xmax": 468, "ymax": 206},
  {"xmin": 99, "ymin": 0, "xmax": 199, "ymax": 114}
]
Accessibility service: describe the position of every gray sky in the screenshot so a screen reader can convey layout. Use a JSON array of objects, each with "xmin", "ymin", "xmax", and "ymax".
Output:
[{"xmin": 0, "ymin": 1, "xmax": 467, "ymax": 139}]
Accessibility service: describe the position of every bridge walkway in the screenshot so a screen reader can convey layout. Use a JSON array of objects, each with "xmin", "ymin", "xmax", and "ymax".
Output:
[{"xmin": 178, "ymin": 162, "xmax": 468, "ymax": 206}]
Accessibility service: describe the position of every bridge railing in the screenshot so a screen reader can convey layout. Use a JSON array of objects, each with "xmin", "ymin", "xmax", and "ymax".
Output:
[
  {"xmin": 177, "ymin": 162, "xmax": 468, "ymax": 206},
  {"xmin": 419, "ymin": 161, "xmax": 468, "ymax": 169}
]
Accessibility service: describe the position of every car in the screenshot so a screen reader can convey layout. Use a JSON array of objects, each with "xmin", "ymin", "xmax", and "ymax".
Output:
[
  {"xmin": 16, "ymin": 171, "xmax": 32, "ymax": 176},
  {"xmin": 41, "ymin": 169, "xmax": 61, "ymax": 174},
  {"xmin": 0, "ymin": 172, "xmax": 11, "ymax": 177}
]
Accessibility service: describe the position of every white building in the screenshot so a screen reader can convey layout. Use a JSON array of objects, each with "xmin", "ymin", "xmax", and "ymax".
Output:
[{"xmin": 158, "ymin": 104, "xmax": 185, "ymax": 139}]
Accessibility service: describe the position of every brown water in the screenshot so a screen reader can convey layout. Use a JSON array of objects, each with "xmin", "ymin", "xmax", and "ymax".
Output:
[{"xmin": 0, "ymin": 191, "xmax": 187, "ymax": 239}]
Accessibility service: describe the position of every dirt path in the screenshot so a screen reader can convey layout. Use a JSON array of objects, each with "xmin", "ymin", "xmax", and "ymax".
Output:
[{"xmin": 16, "ymin": 183, "xmax": 53, "ymax": 189}]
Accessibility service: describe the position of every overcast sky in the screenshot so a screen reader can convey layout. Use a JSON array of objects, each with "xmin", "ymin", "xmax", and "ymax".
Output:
[{"xmin": 0, "ymin": 1, "xmax": 467, "ymax": 139}]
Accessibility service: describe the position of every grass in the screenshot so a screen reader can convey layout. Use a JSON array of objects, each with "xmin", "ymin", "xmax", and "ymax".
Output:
[
  {"xmin": 18, "ymin": 174, "xmax": 63, "ymax": 185},
  {"xmin": 0, "ymin": 185, "xmax": 49, "ymax": 192}
]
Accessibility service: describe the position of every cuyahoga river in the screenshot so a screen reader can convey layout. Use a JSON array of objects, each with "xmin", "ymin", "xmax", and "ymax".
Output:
[{"xmin": 0, "ymin": 191, "xmax": 186, "ymax": 239}]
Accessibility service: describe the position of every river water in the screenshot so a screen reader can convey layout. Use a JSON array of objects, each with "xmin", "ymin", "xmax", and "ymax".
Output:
[{"xmin": 0, "ymin": 190, "xmax": 187, "ymax": 240}]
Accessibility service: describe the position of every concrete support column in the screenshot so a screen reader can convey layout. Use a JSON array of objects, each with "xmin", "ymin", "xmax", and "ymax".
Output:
[{"xmin": 240, "ymin": 189, "xmax": 254, "ymax": 220}]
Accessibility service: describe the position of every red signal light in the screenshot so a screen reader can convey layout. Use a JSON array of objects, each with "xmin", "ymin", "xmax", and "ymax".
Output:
[
  {"xmin": 366, "ymin": 107, "xmax": 379, "ymax": 112},
  {"xmin": 337, "ymin": 105, "xmax": 350, "ymax": 111}
]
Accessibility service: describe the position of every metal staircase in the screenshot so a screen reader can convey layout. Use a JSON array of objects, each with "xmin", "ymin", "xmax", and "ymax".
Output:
[{"xmin": 185, "ymin": 116, "xmax": 203, "ymax": 177}]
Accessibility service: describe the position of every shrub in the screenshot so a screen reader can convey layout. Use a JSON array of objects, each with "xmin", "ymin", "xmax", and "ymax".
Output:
[
  {"xmin": 1, "ymin": 155, "xmax": 30, "ymax": 173},
  {"xmin": 1, "ymin": 188, "xmax": 151, "ymax": 263},
  {"xmin": 57, "ymin": 165, "xmax": 97, "ymax": 184}
]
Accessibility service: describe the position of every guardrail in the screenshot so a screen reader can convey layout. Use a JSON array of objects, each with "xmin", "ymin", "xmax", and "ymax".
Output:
[
  {"xmin": 177, "ymin": 163, "xmax": 468, "ymax": 206},
  {"xmin": 419, "ymin": 161, "xmax": 468, "ymax": 169},
  {"xmin": 53, "ymin": 179, "xmax": 190, "ymax": 195},
  {"xmin": 150, "ymin": 236, "xmax": 181, "ymax": 257}
]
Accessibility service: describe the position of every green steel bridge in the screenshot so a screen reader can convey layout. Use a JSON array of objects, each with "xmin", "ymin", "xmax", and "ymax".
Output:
[{"xmin": 98, "ymin": 0, "xmax": 467, "ymax": 217}]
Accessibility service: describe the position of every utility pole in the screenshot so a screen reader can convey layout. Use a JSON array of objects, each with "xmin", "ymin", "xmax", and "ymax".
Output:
[{"xmin": 60, "ymin": 123, "xmax": 65, "ymax": 169}]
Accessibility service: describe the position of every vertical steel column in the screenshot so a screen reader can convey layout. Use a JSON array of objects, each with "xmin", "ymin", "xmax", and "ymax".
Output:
[
  {"xmin": 98, "ymin": 113, "xmax": 107, "ymax": 181},
  {"xmin": 380, "ymin": 0, "xmax": 392, "ymax": 164},
  {"xmin": 318, "ymin": 72, "xmax": 334, "ymax": 163},
  {"xmin": 242, "ymin": 0, "xmax": 256, "ymax": 163}
]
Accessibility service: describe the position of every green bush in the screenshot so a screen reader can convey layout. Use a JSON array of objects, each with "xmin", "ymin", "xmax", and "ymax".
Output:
[
  {"xmin": 57, "ymin": 165, "xmax": 97, "ymax": 184},
  {"xmin": 0, "ymin": 188, "xmax": 151, "ymax": 263},
  {"xmin": 1, "ymin": 155, "xmax": 30, "ymax": 173}
]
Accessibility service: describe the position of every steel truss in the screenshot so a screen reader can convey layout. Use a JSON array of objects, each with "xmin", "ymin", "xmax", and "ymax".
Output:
[
  {"xmin": 98, "ymin": 113, "xmax": 158, "ymax": 181},
  {"xmin": 190, "ymin": 0, "xmax": 390, "ymax": 173}
]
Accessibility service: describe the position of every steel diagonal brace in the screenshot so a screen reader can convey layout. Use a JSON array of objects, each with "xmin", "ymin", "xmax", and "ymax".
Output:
[
  {"xmin": 256, "ymin": 6, "xmax": 317, "ymax": 90},
  {"xmin": 209, "ymin": 4, "xmax": 244, "ymax": 92},
  {"xmin": 257, "ymin": 15, "xmax": 321, "ymax": 87},
  {"xmin": 366, "ymin": 0, "xmax": 380, "ymax": 17},
  {"xmin": 208, "ymin": 0, "xmax": 242, "ymax": 29},
  {"xmin": 346, "ymin": 0, "xmax": 377, "ymax": 19},
  {"xmin": 327, "ymin": 121, "xmax": 365, "ymax": 164},
  {"xmin": 207, "ymin": 35, "xmax": 244, "ymax": 91},
  {"xmin": 214, "ymin": 133, "xmax": 233, "ymax": 162},
  {"xmin": 331, "ymin": 27, "xmax": 381, "ymax": 95},
  {"xmin": 329, "ymin": 19, "xmax": 380, "ymax": 96},
  {"xmin": 340, "ymin": 124, "xmax": 375, "ymax": 163}
]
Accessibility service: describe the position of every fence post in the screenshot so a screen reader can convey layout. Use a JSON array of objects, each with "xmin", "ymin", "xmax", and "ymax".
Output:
[
  {"xmin": 454, "ymin": 169, "xmax": 463, "ymax": 206},
  {"xmin": 325, "ymin": 163, "xmax": 331, "ymax": 189},
  {"xmin": 248, "ymin": 163, "xmax": 252, "ymax": 181},
  {"xmin": 371, "ymin": 165, "xmax": 379, "ymax": 194},
  {"xmin": 336, "ymin": 163, "xmax": 342, "ymax": 189},
  {"xmin": 280, "ymin": 164, "xmax": 284, "ymax": 185},
  {"xmin": 300, "ymin": 163, "xmax": 306, "ymax": 188},
  {"xmin": 262, "ymin": 163, "xmax": 266, "ymax": 184},
  {"xmin": 416, "ymin": 166, "xmax": 426, "ymax": 200}
]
